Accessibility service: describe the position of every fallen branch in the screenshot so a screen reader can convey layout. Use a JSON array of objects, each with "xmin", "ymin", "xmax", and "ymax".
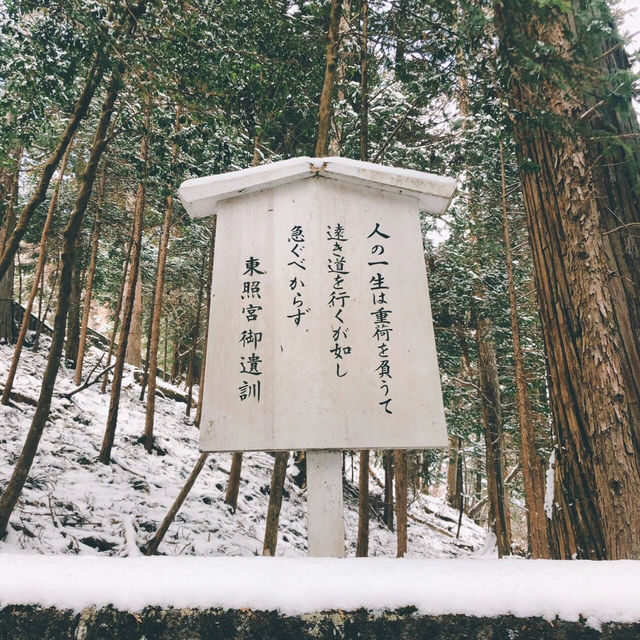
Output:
[
  {"xmin": 144, "ymin": 453, "xmax": 209, "ymax": 555},
  {"xmin": 368, "ymin": 467, "xmax": 384, "ymax": 489},
  {"xmin": 133, "ymin": 370, "xmax": 189, "ymax": 403},
  {"xmin": 59, "ymin": 363, "xmax": 115, "ymax": 400}
]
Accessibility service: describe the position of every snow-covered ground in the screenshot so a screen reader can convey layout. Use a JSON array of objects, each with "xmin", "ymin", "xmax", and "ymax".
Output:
[
  {"xmin": 3, "ymin": 342, "xmax": 640, "ymax": 628},
  {"xmin": 0, "ymin": 341, "xmax": 484, "ymax": 558},
  {"xmin": 2, "ymin": 555, "xmax": 640, "ymax": 627}
]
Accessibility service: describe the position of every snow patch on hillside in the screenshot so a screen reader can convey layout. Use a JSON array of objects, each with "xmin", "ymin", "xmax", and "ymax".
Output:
[{"xmin": 0, "ymin": 341, "xmax": 484, "ymax": 557}]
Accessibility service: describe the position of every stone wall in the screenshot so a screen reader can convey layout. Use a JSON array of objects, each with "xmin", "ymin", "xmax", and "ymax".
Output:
[{"xmin": 1, "ymin": 606, "xmax": 639, "ymax": 640}]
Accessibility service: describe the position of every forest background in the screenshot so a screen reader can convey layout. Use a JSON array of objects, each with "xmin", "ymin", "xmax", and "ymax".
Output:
[{"xmin": 0, "ymin": 0, "xmax": 639, "ymax": 561}]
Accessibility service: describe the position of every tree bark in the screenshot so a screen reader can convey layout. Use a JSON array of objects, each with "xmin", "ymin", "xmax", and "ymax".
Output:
[
  {"xmin": 446, "ymin": 437, "xmax": 464, "ymax": 511},
  {"xmin": 262, "ymin": 451, "xmax": 289, "ymax": 556},
  {"xmin": 185, "ymin": 246, "xmax": 206, "ymax": 416},
  {"xmin": 99, "ymin": 106, "xmax": 150, "ymax": 464},
  {"xmin": 0, "ymin": 70, "xmax": 121, "ymax": 538},
  {"xmin": 394, "ymin": 449, "xmax": 408, "ymax": 557},
  {"xmin": 356, "ymin": 449, "xmax": 369, "ymax": 557},
  {"xmin": 100, "ymin": 223, "xmax": 133, "ymax": 394},
  {"xmin": 74, "ymin": 162, "xmax": 105, "ymax": 385},
  {"xmin": 0, "ymin": 59, "xmax": 102, "ymax": 283},
  {"xmin": 495, "ymin": 0, "xmax": 640, "ymax": 559},
  {"xmin": 125, "ymin": 262, "xmax": 143, "ymax": 367},
  {"xmin": 224, "ymin": 452, "xmax": 243, "ymax": 512},
  {"xmin": 33, "ymin": 256, "xmax": 59, "ymax": 350},
  {"xmin": 499, "ymin": 140, "xmax": 550, "ymax": 558},
  {"xmin": 476, "ymin": 313, "xmax": 512, "ymax": 557},
  {"xmin": 64, "ymin": 236, "xmax": 83, "ymax": 367},
  {"xmin": 143, "ymin": 194, "xmax": 173, "ymax": 447},
  {"xmin": 0, "ymin": 151, "xmax": 20, "ymax": 343},
  {"xmin": 2, "ymin": 142, "xmax": 73, "ymax": 404},
  {"xmin": 194, "ymin": 216, "xmax": 216, "ymax": 427},
  {"xmin": 314, "ymin": 0, "xmax": 343, "ymax": 157},
  {"xmin": 383, "ymin": 449, "xmax": 394, "ymax": 530}
]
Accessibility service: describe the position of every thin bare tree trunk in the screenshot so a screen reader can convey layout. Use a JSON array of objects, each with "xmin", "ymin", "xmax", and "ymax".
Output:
[
  {"xmin": 65, "ymin": 235, "xmax": 82, "ymax": 367},
  {"xmin": 100, "ymin": 230, "xmax": 133, "ymax": 394},
  {"xmin": 144, "ymin": 453, "xmax": 209, "ymax": 555},
  {"xmin": 394, "ymin": 449, "xmax": 408, "ymax": 557},
  {"xmin": 185, "ymin": 246, "xmax": 206, "ymax": 416},
  {"xmin": 0, "ymin": 151, "xmax": 21, "ymax": 343},
  {"xmin": 99, "ymin": 105, "xmax": 150, "ymax": 464},
  {"xmin": 383, "ymin": 450, "xmax": 394, "ymax": 530},
  {"xmin": 125, "ymin": 262, "xmax": 143, "ymax": 367},
  {"xmin": 224, "ymin": 452, "xmax": 243, "ymax": 511},
  {"xmin": 35, "ymin": 249, "xmax": 45, "ymax": 335},
  {"xmin": 74, "ymin": 162, "xmax": 105, "ymax": 385},
  {"xmin": 314, "ymin": 0, "xmax": 343, "ymax": 157},
  {"xmin": 356, "ymin": 449, "xmax": 369, "ymax": 557},
  {"xmin": 194, "ymin": 216, "xmax": 216, "ymax": 427},
  {"xmin": 0, "ymin": 69, "xmax": 121, "ymax": 538},
  {"xmin": 499, "ymin": 140, "xmax": 550, "ymax": 558},
  {"xmin": 476, "ymin": 313, "xmax": 512, "ymax": 557},
  {"xmin": 34, "ymin": 255, "xmax": 59, "ymax": 350},
  {"xmin": 446, "ymin": 437, "xmax": 462, "ymax": 510},
  {"xmin": 143, "ymin": 178, "xmax": 176, "ymax": 446},
  {"xmin": 0, "ymin": 59, "xmax": 101, "ymax": 282},
  {"xmin": 2, "ymin": 142, "xmax": 73, "ymax": 403},
  {"xmin": 262, "ymin": 451, "xmax": 289, "ymax": 556}
]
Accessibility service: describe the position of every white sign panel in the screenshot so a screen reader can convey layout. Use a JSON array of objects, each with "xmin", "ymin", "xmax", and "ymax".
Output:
[{"xmin": 180, "ymin": 158, "xmax": 453, "ymax": 452}]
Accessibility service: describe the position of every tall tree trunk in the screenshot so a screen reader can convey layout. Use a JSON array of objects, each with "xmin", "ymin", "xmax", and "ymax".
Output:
[
  {"xmin": 33, "ymin": 255, "xmax": 59, "ymax": 350},
  {"xmin": 262, "ymin": 451, "xmax": 289, "ymax": 556},
  {"xmin": 0, "ymin": 59, "xmax": 101, "ymax": 283},
  {"xmin": 194, "ymin": 216, "xmax": 216, "ymax": 427},
  {"xmin": 0, "ymin": 70, "xmax": 121, "ymax": 538},
  {"xmin": 0, "ymin": 152, "xmax": 20, "ymax": 343},
  {"xmin": 185, "ymin": 247, "xmax": 206, "ymax": 417},
  {"xmin": 448, "ymin": 437, "xmax": 464, "ymax": 512},
  {"xmin": 476, "ymin": 312, "xmax": 512, "ymax": 557},
  {"xmin": 456, "ymin": 34, "xmax": 511, "ymax": 554},
  {"xmin": 100, "ymin": 225, "xmax": 133, "ymax": 394},
  {"xmin": 224, "ymin": 453, "xmax": 243, "ymax": 512},
  {"xmin": 2, "ymin": 142, "xmax": 73, "ymax": 404},
  {"xmin": 383, "ymin": 450, "xmax": 394, "ymax": 530},
  {"xmin": 65, "ymin": 236, "xmax": 83, "ymax": 367},
  {"xmin": 99, "ymin": 106, "xmax": 150, "ymax": 464},
  {"xmin": 314, "ymin": 0, "xmax": 343, "ymax": 157},
  {"xmin": 394, "ymin": 450, "xmax": 408, "ymax": 557},
  {"xmin": 499, "ymin": 140, "xmax": 550, "ymax": 558},
  {"xmin": 74, "ymin": 162, "xmax": 105, "ymax": 384},
  {"xmin": 143, "ymin": 120, "xmax": 177, "ymax": 444},
  {"xmin": 125, "ymin": 262, "xmax": 143, "ymax": 367},
  {"xmin": 446, "ymin": 437, "xmax": 462, "ymax": 511},
  {"xmin": 495, "ymin": 0, "xmax": 640, "ymax": 559}
]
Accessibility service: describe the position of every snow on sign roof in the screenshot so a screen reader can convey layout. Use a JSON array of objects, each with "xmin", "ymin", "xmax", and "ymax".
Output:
[{"xmin": 178, "ymin": 157, "xmax": 457, "ymax": 218}]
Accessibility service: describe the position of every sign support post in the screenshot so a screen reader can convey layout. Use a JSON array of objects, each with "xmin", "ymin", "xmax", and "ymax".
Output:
[{"xmin": 306, "ymin": 450, "xmax": 345, "ymax": 557}]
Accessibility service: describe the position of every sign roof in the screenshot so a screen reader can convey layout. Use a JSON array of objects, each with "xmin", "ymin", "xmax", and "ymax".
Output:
[{"xmin": 179, "ymin": 156, "xmax": 457, "ymax": 219}]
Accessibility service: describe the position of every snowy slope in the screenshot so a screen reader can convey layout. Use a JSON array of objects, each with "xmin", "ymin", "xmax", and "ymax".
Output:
[{"xmin": 0, "ymin": 341, "xmax": 484, "ymax": 558}]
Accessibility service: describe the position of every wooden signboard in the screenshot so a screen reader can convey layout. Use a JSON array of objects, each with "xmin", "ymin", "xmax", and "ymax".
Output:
[{"xmin": 179, "ymin": 157, "xmax": 456, "ymax": 556}]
